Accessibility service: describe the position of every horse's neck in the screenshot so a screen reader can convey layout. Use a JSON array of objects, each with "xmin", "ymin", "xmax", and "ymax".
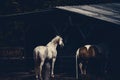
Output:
[
  {"xmin": 46, "ymin": 42, "xmax": 57, "ymax": 58},
  {"xmin": 47, "ymin": 42, "xmax": 57, "ymax": 49}
]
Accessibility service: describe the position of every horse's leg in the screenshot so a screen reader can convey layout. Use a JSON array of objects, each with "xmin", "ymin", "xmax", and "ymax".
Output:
[
  {"xmin": 79, "ymin": 62, "xmax": 84, "ymax": 75},
  {"xmin": 35, "ymin": 62, "xmax": 39, "ymax": 80},
  {"xmin": 83, "ymin": 61, "xmax": 87, "ymax": 75},
  {"xmin": 33, "ymin": 52, "xmax": 39, "ymax": 80},
  {"xmin": 51, "ymin": 58, "xmax": 56, "ymax": 78},
  {"xmin": 44, "ymin": 62, "xmax": 51, "ymax": 80},
  {"xmin": 39, "ymin": 60, "xmax": 44, "ymax": 80},
  {"xmin": 83, "ymin": 68, "xmax": 87, "ymax": 75}
]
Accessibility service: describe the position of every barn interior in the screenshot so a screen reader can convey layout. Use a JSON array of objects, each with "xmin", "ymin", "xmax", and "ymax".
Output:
[{"xmin": 0, "ymin": 2, "xmax": 120, "ymax": 80}]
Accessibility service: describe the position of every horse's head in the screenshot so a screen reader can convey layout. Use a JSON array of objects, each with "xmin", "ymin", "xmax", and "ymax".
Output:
[{"xmin": 54, "ymin": 35, "xmax": 64, "ymax": 47}]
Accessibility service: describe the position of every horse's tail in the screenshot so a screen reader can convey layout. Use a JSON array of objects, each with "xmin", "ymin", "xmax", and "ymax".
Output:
[
  {"xmin": 76, "ymin": 48, "xmax": 79, "ymax": 79},
  {"xmin": 33, "ymin": 49, "xmax": 36, "ymax": 61},
  {"xmin": 33, "ymin": 48, "xmax": 39, "ymax": 63}
]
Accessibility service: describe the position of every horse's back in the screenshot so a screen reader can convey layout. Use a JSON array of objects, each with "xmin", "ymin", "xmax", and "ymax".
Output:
[
  {"xmin": 33, "ymin": 46, "xmax": 48, "ymax": 60},
  {"xmin": 77, "ymin": 45, "xmax": 96, "ymax": 58}
]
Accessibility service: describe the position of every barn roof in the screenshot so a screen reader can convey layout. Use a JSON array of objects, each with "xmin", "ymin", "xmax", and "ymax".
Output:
[{"xmin": 56, "ymin": 3, "xmax": 120, "ymax": 25}]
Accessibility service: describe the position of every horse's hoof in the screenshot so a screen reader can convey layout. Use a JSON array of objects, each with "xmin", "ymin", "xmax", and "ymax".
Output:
[
  {"xmin": 35, "ymin": 75, "xmax": 38, "ymax": 78},
  {"xmin": 51, "ymin": 74, "xmax": 55, "ymax": 78}
]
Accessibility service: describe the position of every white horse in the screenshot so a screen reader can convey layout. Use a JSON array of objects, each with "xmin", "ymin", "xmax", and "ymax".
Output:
[
  {"xmin": 33, "ymin": 35, "xmax": 64, "ymax": 80},
  {"xmin": 76, "ymin": 45, "xmax": 95, "ymax": 79}
]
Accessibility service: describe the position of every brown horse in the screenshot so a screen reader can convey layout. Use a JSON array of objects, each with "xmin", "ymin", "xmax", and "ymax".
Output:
[
  {"xmin": 76, "ymin": 45, "xmax": 95, "ymax": 77},
  {"xmin": 76, "ymin": 44, "xmax": 109, "ymax": 79}
]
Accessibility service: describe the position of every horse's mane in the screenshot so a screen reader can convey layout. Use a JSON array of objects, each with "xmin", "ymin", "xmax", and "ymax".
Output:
[
  {"xmin": 51, "ymin": 36, "xmax": 60, "ymax": 42},
  {"xmin": 47, "ymin": 36, "xmax": 61, "ymax": 46}
]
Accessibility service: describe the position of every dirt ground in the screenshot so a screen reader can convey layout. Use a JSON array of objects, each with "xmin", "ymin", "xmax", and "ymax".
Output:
[{"xmin": 0, "ymin": 71, "xmax": 112, "ymax": 80}]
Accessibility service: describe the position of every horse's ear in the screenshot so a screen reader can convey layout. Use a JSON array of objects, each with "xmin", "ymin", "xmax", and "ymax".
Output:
[{"xmin": 56, "ymin": 35, "xmax": 61, "ymax": 37}]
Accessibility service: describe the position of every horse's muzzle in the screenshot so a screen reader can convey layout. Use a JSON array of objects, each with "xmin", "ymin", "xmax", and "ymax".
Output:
[{"xmin": 61, "ymin": 43, "xmax": 64, "ymax": 47}]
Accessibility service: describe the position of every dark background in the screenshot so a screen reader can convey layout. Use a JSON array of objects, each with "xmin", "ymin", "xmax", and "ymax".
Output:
[{"xmin": 0, "ymin": 0, "xmax": 120, "ymax": 79}]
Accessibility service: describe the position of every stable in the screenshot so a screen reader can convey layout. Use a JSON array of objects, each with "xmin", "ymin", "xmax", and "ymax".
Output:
[{"xmin": 0, "ymin": 3, "xmax": 120, "ymax": 79}]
